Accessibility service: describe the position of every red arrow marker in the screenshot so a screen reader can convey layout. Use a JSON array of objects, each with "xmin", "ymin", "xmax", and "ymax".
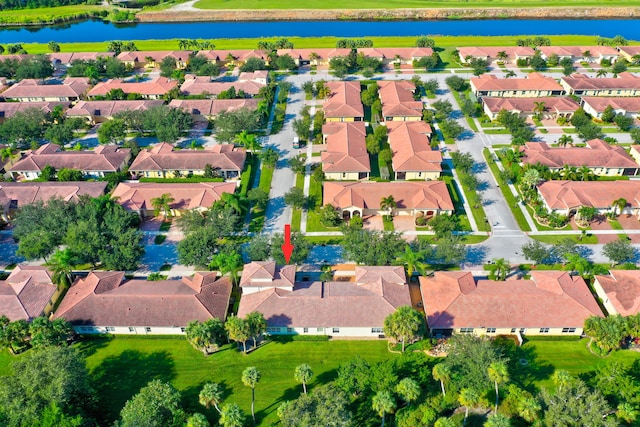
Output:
[{"xmin": 282, "ymin": 224, "xmax": 294, "ymax": 264}]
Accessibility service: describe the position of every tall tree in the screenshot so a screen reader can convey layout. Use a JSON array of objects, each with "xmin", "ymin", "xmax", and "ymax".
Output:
[
  {"xmin": 242, "ymin": 366, "xmax": 261, "ymax": 426},
  {"xmin": 219, "ymin": 403, "xmax": 244, "ymax": 427},
  {"xmin": 199, "ymin": 382, "xmax": 223, "ymax": 414},
  {"xmin": 245, "ymin": 311, "xmax": 267, "ymax": 349},
  {"xmin": 294, "ymin": 364, "xmax": 313, "ymax": 395},
  {"xmin": 396, "ymin": 245, "xmax": 428, "ymax": 277},
  {"xmin": 372, "ymin": 390, "xmax": 396, "ymax": 427},
  {"xmin": 458, "ymin": 388, "xmax": 481, "ymax": 427},
  {"xmin": 488, "ymin": 361, "xmax": 509, "ymax": 412},
  {"xmin": 395, "ymin": 378, "xmax": 420, "ymax": 407},
  {"xmin": 380, "ymin": 195, "xmax": 397, "ymax": 218},
  {"xmin": 383, "ymin": 306, "xmax": 425, "ymax": 352},
  {"xmin": 277, "ymin": 385, "xmax": 352, "ymax": 427},
  {"xmin": 225, "ymin": 316, "xmax": 251, "ymax": 353},
  {"xmin": 151, "ymin": 193, "xmax": 175, "ymax": 218},
  {"xmin": 118, "ymin": 379, "xmax": 185, "ymax": 427},
  {"xmin": 432, "ymin": 363, "xmax": 451, "ymax": 397},
  {"xmin": 488, "ymin": 258, "xmax": 510, "ymax": 281}
]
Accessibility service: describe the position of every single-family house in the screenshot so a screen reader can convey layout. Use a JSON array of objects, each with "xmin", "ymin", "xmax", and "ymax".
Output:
[
  {"xmin": 275, "ymin": 48, "xmax": 325, "ymax": 66},
  {"xmin": 521, "ymin": 139, "xmax": 639, "ymax": 176},
  {"xmin": 0, "ymin": 181, "xmax": 107, "ymax": 221},
  {"xmin": 87, "ymin": 76, "xmax": 179, "ymax": 100},
  {"xmin": 617, "ymin": 46, "xmax": 640, "ymax": 63},
  {"xmin": 323, "ymin": 81, "xmax": 364, "ymax": 122},
  {"xmin": 0, "ymin": 101, "xmax": 69, "ymax": 123},
  {"xmin": 581, "ymin": 96, "xmax": 640, "ymax": 119},
  {"xmin": 168, "ymin": 98, "xmax": 259, "ymax": 122},
  {"xmin": 49, "ymin": 51, "xmax": 114, "ymax": 71},
  {"xmin": 538, "ymin": 46, "xmax": 620, "ymax": 64},
  {"xmin": 117, "ymin": 50, "xmax": 192, "ymax": 69},
  {"xmin": 65, "ymin": 100, "xmax": 165, "ymax": 124},
  {"xmin": 593, "ymin": 270, "xmax": 640, "ymax": 316},
  {"xmin": 537, "ymin": 180, "xmax": 640, "ymax": 217},
  {"xmin": 321, "ymin": 122, "xmax": 370, "ymax": 181},
  {"xmin": 421, "ymin": 271, "xmax": 603, "ymax": 336},
  {"xmin": 470, "ymin": 73, "xmax": 564, "ymax": 98},
  {"xmin": 387, "ymin": 121, "xmax": 441, "ymax": 180},
  {"xmin": 378, "ymin": 81, "xmax": 423, "ymax": 121},
  {"xmin": 457, "ymin": 46, "xmax": 535, "ymax": 64},
  {"xmin": 204, "ymin": 49, "xmax": 269, "ymax": 67},
  {"xmin": 9, "ymin": 143, "xmax": 131, "ymax": 180},
  {"xmin": 112, "ymin": 182, "xmax": 238, "ymax": 217},
  {"xmin": 481, "ymin": 96, "xmax": 580, "ymax": 120},
  {"xmin": 128, "ymin": 142, "xmax": 246, "ymax": 180},
  {"xmin": 560, "ymin": 73, "xmax": 640, "ymax": 97},
  {"xmin": 1, "ymin": 78, "xmax": 90, "ymax": 102},
  {"xmin": 0, "ymin": 266, "xmax": 60, "ymax": 322},
  {"xmin": 179, "ymin": 74, "xmax": 265, "ymax": 98},
  {"xmin": 324, "ymin": 180, "xmax": 454, "ymax": 221},
  {"xmin": 374, "ymin": 47, "xmax": 434, "ymax": 65},
  {"xmin": 237, "ymin": 262, "xmax": 411, "ymax": 337},
  {"xmin": 53, "ymin": 271, "xmax": 232, "ymax": 335}
]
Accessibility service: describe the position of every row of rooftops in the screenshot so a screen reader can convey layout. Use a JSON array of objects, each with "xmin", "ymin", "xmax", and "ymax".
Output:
[{"xmin": 11, "ymin": 261, "xmax": 640, "ymax": 333}]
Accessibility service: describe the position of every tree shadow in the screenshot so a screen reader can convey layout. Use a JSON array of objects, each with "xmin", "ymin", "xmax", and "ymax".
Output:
[
  {"xmin": 89, "ymin": 349, "xmax": 176, "ymax": 425},
  {"xmin": 73, "ymin": 335, "xmax": 113, "ymax": 359},
  {"xmin": 465, "ymin": 245, "xmax": 489, "ymax": 265},
  {"xmin": 181, "ymin": 381, "xmax": 232, "ymax": 425},
  {"xmin": 496, "ymin": 337, "xmax": 553, "ymax": 392}
]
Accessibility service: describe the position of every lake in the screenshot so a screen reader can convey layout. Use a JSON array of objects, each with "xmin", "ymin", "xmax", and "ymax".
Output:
[{"xmin": 1, "ymin": 18, "xmax": 639, "ymax": 44}]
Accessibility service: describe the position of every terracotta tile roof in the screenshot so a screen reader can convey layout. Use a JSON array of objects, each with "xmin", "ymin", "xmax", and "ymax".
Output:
[
  {"xmin": 595, "ymin": 270, "xmax": 640, "ymax": 316},
  {"xmin": 482, "ymin": 96, "xmax": 579, "ymax": 115},
  {"xmin": 561, "ymin": 72, "xmax": 640, "ymax": 91},
  {"xmin": 168, "ymin": 98, "xmax": 258, "ymax": 116},
  {"xmin": 374, "ymin": 47, "xmax": 434, "ymax": 59},
  {"xmin": 50, "ymin": 51, "xmax": 113, "ymax": 64},
  {"xmin": 324, "ymin": 181, "xmax": 454, "ymax": 211},
  {"xmin": 239, "ymin": 262, "xmax": 296, "ymax": 288},
  {"xmin": 521, "ymin": 139, "xmax": 639, "ymax": 169},
  {"xmin": 378, "ymin": 80, "xmax": 423, "ymax": 119},
  {"xmin": 421, "ymin": 271, "xmax": 603, "ymax": 329},
  {"xmin": 321, "ymin": 122, "xmax": 370, "ymax": 173},
  {"xmin": 9, "ymin": 143, "xmax": 130, "ymax": 174},
  {"xmin": 1, "ymin": 78, "xmax": 90, "ymax": 100},
  {"xmin": 112, "ymin": 182, "xmax": 237, "ymax": 212},
  {"xmin": 387, "ymin": 121, "xmax": 441, "ymax": 173},
  {"xmin": 0, "ymin": 181, "xmax": 107, "ymax": 209},
  {"xmin": 0, "ymin": 266, "xmax": 57, "ymax": 321},
  {"xmin": 180, "ymin": 75, "xmax": 265, "ymax": 97},
  {"xmin": 537, "ymin": 180, "xmax": 640, "ymax": 210},
  {"xmin": 116, "ymin": 50, "xmax": 192, "ymax": 63},
  {"xmin": 471, "ymin": 72, "xmax": 563, "ymax": 92},
  {"xmin": 66, "ymin": 100, "xmax": 164, "ymax": 119},
  {"xmin": 323, "ymin": 81, "xmax": 364, "ymax": 119},
  {"xmin": 53, "ymin": 271, "xmax": 232, "ymax": 327},
  {"xmin": 618, "ymin": 46, "xmax": 640, "ymax": 58},
  {"xmin": 581, "ymin": 96, "xmax": 640, "ymax": 114},
  {"xmin": 129, "ymin": 143, "xmax": 246, "ymax": 173},
  {"xmin": 458, "ymin": 46, "xmax": 535, "ymax": 59},
  {"xmin": 237, "ymin": 266, "xmax": 410, "ymax": 328},
  {"xmin": 0, "ymin": 101, "xmax": 70, "ymax": 120},
  {"xmin": 539, "ymin": 45, "xmax": 619, "ymax": 58},
  {"xmin": 87, "ymin": 77, "xmax": 178, "ymax": 97},
  {"xmin": 201, "ymin": 49, "xmax": 268, "ymax": 62}
]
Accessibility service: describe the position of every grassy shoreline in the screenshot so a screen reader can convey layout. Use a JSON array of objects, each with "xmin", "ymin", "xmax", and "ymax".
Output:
[{"xmin": 11, "ymin": 34, "xmax": 639, "ymax": 55}]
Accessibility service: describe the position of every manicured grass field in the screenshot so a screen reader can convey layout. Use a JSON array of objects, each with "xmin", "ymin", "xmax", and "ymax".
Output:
[
  {"xmin": 0, "ymin": 5, "xmax": 106, "ymax": 25},
  {"xmin": 194, "ymin": 0, "xmax": 639, "ymax": 10}
]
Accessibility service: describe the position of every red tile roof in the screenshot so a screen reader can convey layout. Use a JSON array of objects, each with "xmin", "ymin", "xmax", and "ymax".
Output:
[
  {"xmin": 378, "ymin": 81, "xmax": 423, "ymax": 119},
  {"xmin": 0, "ymin": 102, "xmax": 70, "ymax": 120},
  {"xmin": 471, "ymin": 72, "xmax": 563, "ymax": 93},
  {"xmin": 581, "ymin": 96, "xmax": 640, "ymax": 114},
  {"xmin": 237, "ymin": 266, "xmax": 410, "ymax": 328},
  {"xmin": 9, "ymin": 143, "xmax": 130, "ymax": 174},
  {"xmin": 0, "ymin": 266, "xmax": 57, "ymax": 321},
  {"xmin": 537, "ymin": 180, "xmax": 640, "ymax": 210},
  {"xmin": 324, "ymin": 181, "xmax": 454, "ymax": 211},
  {"xmin": 324, "ymin": 81, "xmax": 364, "ymax": 119},
  {"xmin": 112, "ymin": 182, "xmax": 237, "ymax": 212},
  {"xmin": 168, "ymin": 98, "xmax": 258, "ymax": 117},
  {"xmin": 561, "ymin": 72, "xmax": 640, "ymax": 91},
  {"xmin": 386, "ymin": 121, "xmax": 441, "ymax": 173},
  {"xmin": 595, "ymin": 271, "xmax": 640, "ymax": 316},
  {"xmin": 180, "ymin": 75, "xmax": 265, "ymax": 97},
  {"xmin": 0, "ymin": 181, "xmax": 107, "ymax": 209},
  {"xmin": 239, "ymin": 262, "xmax": 296, "ymax": 288},
  {"xmin": 421, "ymin": 271, "xmax": 603, "ymax": 330},
  {"xmin": 66, "ymin": 100, "xmax": 164, "ymax": 119},
  {"xmin": 321, "ymin": 122, "xmax": 370, "ymax": 173},
  {"xmin": 538, "ymin": 46, "xmax": 619, "ymax": 59},
  {"xmin": 53, "ymin": 271, "xmax": 232, "ymax": 327},
  {"xmin": 482, "ymin": 96, "xmax": 579, "ymax": 115},
  {"xmin": 129, "ymin": 143, "xmax": 246, "ymax": 173},
  {"xmin": 87, "ymin": 76, "xmax": 178, "ymax": 97},
  {"xmin": 458, "ymin": 46, "xmax": 535, "ymax": 60},
  {"xmin": 1, "ymin": 78, "xmax": 90, "ymax": 100},
  {"xmin": 521, "ymin": 139, "xmax": 639, "ymax": 169}
]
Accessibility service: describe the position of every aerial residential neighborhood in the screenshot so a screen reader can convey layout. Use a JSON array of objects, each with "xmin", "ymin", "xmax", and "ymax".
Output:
[{"xmin": 3, "ymin": 1, "xmax": 640, "ymax": 425}]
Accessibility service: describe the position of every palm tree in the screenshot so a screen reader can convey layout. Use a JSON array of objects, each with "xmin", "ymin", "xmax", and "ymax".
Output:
[
  {"xmin": 517, "ymin": 395, "xmax": 541, "ymax": 422},
  {"xmin": 186, "ymin": 413, "xmax": 209, "ymax": 427},
  {"xmin": 533, "ymin": 101, "xmax": 546, "ymax": 119},
  {"xmin": 596, "ymin": 69, "xmax": 608, "ymax": 78},
  {"xmin": 395, "ymin": 378, "xmax": 420, "ymax": 407},
  {"xmin": 245, "ymin": 311, "xmax": 266, "ymax": 349},
  {"xmin": 294, "ymin": 364, "xmax": 313, "ymax": 395},
  {"xmin": 432, "ymin": 363, "xmax": 451, "ymax": 397},
  {"xmin": 560, "ymin": 164, "xmax": 577, "ymax": 180},
  {"xmin": 47, "ymin": 248, "xmax": 76, "ymax": 287},
  {"xmin": 396, "ymin": 245, "xmax": 428, "ymax": 277},
  {"xmin": 151, "ymin": 193, "xmax": 174, "ymax": 218},
  {"xmin": 234, "ymin": 130, "xmax": 261, "ymax": 156},
  {"xmin": 221, "ymin": 192, "xmax": 245, "ymax": 215},
  {"xmin": 582, "ymin": 50, "xmax": 592, "ymax": 62},
  {"xmin": 487, "ymin": 361, "xmax": 509, "ymax": 412},
  {"xmin": 219, "ymin": 403, "xmax": 244, "ymax": 427},
  {"xmin": 504, "ymin": 70, "xmax": 517, "ymax": 78},
  {"xmin": 496, "ymin": 51, "xmax": 508, "ymax": 62},
  {"xmin": 485, "ymin": 413, "xmax": 511, "ymax": 427},
  {"xmin": 631, "ymin": 54, "xmax": 640, "ymax": 66},
  {"xmin": 551, "ymin": 369, "xmax": 572, "ymax": 392},
  {"xmin": 489, "ymin": 258, "xmax": 510, "ymax": 281},
  {"xmin": 458, "ymin": 388, "xmax": 480, "ymax": 426},
  {"xmin": 225, "ymin": 316, "xmax": 250, "ymax": 353},
  {"xmin": 383, "ymin": 306, "xmax": 424, "ymax": 353},
  {"xmin": 242, "ymin": 366, "xmax": 261, "ymax": 426},
  {"xmin": 611, "ymin": 197, "xmax": 628, "ymax": 216},
  {"xmin": 577, "ymin": 165, "xmax": 595, "ymax": 181},
  {"xmin": 557, "ymin": 134, "xmax": 573, "ymax": 147},
  {"xmin": 372, "ymin": 390, "xmax": 396, "ymax": 427},
  {"xmin": 199, "ymin": 382, "xmax": 223, "ymax": 414},
  {"xmin": 380, "ymin": 195, "xmax": 396, "ymax": 219},
  {"xmin": 259, "ymin": 147, "xmax": 279, "ymax": 167}
]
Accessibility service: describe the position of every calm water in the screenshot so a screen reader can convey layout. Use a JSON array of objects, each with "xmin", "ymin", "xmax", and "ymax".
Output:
[{"xmin": 0, "ymin": 18, "xmax": 639, "ymax": 44}]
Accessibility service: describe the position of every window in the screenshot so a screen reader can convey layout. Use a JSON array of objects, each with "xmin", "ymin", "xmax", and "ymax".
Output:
[
  {"xmin": 460, "ymin": 328, "xmax": 474, "ymax": 334},
  {"xmin": 371, "ymin": 327, "xmax": 383, "ymax": 334},
  {"xmin": 510, "ymin": 328, "xmax": 516, "ymax": 333},
  {"xmin": 80, "ymin": 326, "xmax": 90, "ymax": 332},
  {"xmin": 486, "ymin": 328, "xmax": 496, "ymax": 333},
  {"xmin": 562, "ymin": 328, "xmax": 576, "ymax": 333},
  {"xmin": 180, "ymin": 327, "xmax": 186, "ymax": 333},
  {"xmin": 539, "ymin": 328, "xmax": 550, "ymax": 334},
  {"xmin": 317, "ymin": 328, "xmax": 324, "ymax": 333},
  {"xmin": 332, "ymin": 327, "xmax": 340, "ymax": 333},
  {"xmin": 342, "ymin": 173, "xmax": 347, "ymax": 178},
  {"xmin": 303, "ymin": 327, "xmax": 309, "ymax": 333},
  {"xmin": 145, "ymin": 327, "xmax": 152, "ymax": 333},
  {"xmin": 287, "ymin": 328, "xmax": 294, "ymax": 333},
  {"xmin": 266, "ymin": 327, "xmax": 280, "ymax": 333},
  {"xmin": 129, "ymin": 327, "xmax": 135, "ymax": 332},
  {"xmin": 106, "ymin": 326, "xmax": 115, "ymax": 332}
]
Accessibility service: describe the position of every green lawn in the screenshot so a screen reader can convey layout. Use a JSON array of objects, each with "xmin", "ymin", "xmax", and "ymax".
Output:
[
  {"xmin": 77, "ymin": 336, "xmax": 394, "ymax": 426},
  {"xmin": 441, "ymin": 174, "xmax": 472, "ymax": 232},
  {"xmin": 530, "ymin": 234, "xmax": 599, "ymax": 244},
  {"xmin": 249, "ymin": 165, "xmax": 274, "ymax": 232},
  {"xmin": 290, "ymin": 173, "xmax": 304, "ymax": 232},
  {"xmin": 194, "ymin": 0, "xmax": 639, "ymax": 9},
  {"xmin": 0, "ymin": 4, "xmax": 106, "ymax": 24}
]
